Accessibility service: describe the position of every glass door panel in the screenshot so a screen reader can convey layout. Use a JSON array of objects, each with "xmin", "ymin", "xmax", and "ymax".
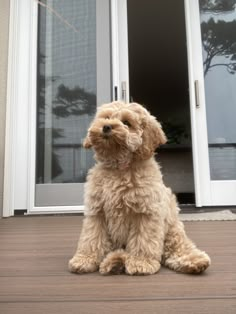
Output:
[
  {"xmin": 199, "ymin": 0, "xmax": 236, "ymax": 181},
  {"xmin": 36, "ymin": 0, "xmax": 111, "ymax": 206}
]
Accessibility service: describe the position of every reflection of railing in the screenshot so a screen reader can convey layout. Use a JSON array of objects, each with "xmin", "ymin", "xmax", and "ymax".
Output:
[
  {"xmin": 53, "ymin": 143, "xmax": 82, "ymax": 148},
  {"xmin": 209, "ymin": 143, "xmax": 236, "ymax": 148},
  {"xmin": 158, "ymin": 144, "xmax": 192, "ymax": 152},
  {"xmin": 208, "ymin": 143, "xmax": 236, "ymax": 180}
]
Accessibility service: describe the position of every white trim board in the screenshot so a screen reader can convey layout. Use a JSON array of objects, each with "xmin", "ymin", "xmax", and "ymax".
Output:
[
  {"xmin": 4, "ymin": 0, "xmax": 38, "ymax": 217},
  {"xmin": 3, "ymin": 0, "xmax": 19, "ymax": 217},
  {"xmin": 26, "ymin": 205, "xmax": 85, "ymax": 215}
]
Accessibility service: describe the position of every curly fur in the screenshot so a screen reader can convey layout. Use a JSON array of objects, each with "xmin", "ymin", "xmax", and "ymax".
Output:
[{"xmin": 69, "ymin": 101, "xmax": 211, "ymax": 275}]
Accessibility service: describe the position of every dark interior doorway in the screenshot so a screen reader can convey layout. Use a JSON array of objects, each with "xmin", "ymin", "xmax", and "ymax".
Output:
[{"xmin": 127, "ymin": 0, "xmax": 195, "ymax": 204}]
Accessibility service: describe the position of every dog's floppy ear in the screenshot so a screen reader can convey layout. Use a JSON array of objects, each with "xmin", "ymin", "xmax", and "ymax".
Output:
[
  {"xmin": 137, "ymin": 114, "xmax": 167, "ymax": 159},
  {"xmin": 149, "ymin": 116, "xmax": 167, "ymax": 148},
  {"xmin": 83, "ymin": 134, "xmax": 92, "ymax": 149}
]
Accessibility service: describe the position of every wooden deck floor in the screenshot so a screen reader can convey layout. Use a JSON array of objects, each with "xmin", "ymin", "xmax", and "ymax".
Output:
[{"xmin": 0, "ymin": 216, "xmax": 236, "ymax": 314}]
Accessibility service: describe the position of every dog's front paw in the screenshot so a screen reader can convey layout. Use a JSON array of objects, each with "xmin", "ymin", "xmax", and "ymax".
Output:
[
  {"xmin": 125, "ymin": 256, "xmax": 161, "ymax": 275},
  {"xmin": 68, "ymin": 254, "xmax": 99, "ymax": 274}
]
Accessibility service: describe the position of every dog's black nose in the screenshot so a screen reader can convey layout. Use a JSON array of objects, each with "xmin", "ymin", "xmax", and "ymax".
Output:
[{"xmin": 103, "ymin": 125, "xmax": 112, "ymax": 133}]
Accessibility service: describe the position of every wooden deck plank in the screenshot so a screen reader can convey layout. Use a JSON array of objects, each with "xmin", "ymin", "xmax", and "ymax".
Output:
[
  {"xmin": 0, "ymin": 272, "xmax": 236, "ymax": 302},
  {"xmin": 0, "ymin": 216, "xmax": 236, "ymax": 313},
  {"xmin": 1, "ymin": 299, "xmax": 236, "ymax": 314}
]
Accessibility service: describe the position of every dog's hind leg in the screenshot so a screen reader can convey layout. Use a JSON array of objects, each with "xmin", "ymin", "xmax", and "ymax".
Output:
[
  {"xmin": 162, "ymin": 221, "xmax": 211, "ymax": 274},
  {"xmin": 68, "ymin": 215, "xmax": 111, "ymax": 273}
]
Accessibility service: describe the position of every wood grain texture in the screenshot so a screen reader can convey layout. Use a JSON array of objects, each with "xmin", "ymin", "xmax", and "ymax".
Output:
[
  {"xmin": 0, "ymin": 216, "xmax": 236, "ymax": 313},
  {"xmin": 1, "ymin": 299, "xmax": 236, "ymax": 314}
]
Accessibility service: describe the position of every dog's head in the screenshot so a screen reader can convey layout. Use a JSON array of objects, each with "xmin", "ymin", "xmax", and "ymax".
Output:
[{"xmin": 84, "ymin": 102, "xmax": 167, "ymax": 162}]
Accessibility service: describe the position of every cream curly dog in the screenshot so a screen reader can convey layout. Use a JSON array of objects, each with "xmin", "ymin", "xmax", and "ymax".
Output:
[{"xmin": 69, "ymin": 101, "xmax": 211, "ymax": 275}]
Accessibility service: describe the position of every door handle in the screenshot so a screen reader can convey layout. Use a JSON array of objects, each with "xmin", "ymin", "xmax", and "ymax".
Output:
[
  {"xmin": 121, "ymin": 81, "xmax": 127, "ymax": 103},
  {"xmin": 194, "ymin": 80, "xmax": 200, "ymax": 108},
  {"xmin": 114, "ymin": 86, "xmax": 118, "ymax": 101}
]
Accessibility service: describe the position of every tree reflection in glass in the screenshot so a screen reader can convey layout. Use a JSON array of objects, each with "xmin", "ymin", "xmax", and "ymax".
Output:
[
  {"xmin": 200, "ymin": 0, "xmax": 236, "ymax": 76},
  {"xmin": 199, "ymin": 0, "xmax": 236, "ymax": 180}
]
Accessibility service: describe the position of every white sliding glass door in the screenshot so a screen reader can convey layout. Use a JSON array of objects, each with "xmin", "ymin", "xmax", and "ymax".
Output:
[
  {"xmin": 34, "ymin": 0, "xmax": 112, "ymax": 209},
  {"xmin": 186, "ymin": 0, "xmax": 236, "ymax": 206}
]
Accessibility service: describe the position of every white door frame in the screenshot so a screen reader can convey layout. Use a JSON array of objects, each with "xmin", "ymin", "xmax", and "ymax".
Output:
[
  {"xmin": 111, "ymin": 0, "xmax": 130, "ymax": 103},
  {"xmin": 185, "ymin": 0, "xmax": 236, "ymax": 206},
  {"xmin": 184, "ymin": 0, "xmax": 212, "ymax": 206},
  {"xmin": 114, "ymin": 0, "xmax": 209, "ymax": 207},
  {"xmin": 3, "ymin": 0, "xmax": 129, "ymax": 216}
]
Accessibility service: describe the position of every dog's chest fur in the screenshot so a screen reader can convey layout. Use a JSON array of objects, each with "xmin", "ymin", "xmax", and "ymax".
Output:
[
  {"xmin": 90, "ymin": 168, "xmax": 139, "ymax": 247},
  {"xmin": 85, "ymin": 160, "xmax": 163, "ymax": 248}
]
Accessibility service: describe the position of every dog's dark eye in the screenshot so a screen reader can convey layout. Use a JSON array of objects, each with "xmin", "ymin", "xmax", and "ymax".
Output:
[{"xmin": 122, "ymin": 120, "xmax": 131, "ymax": 127}]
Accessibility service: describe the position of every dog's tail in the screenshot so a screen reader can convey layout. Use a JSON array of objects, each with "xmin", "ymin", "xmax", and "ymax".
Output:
[{"xmin": 99, "ymin": 249, "xmax": 128, "ymax": 275}]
